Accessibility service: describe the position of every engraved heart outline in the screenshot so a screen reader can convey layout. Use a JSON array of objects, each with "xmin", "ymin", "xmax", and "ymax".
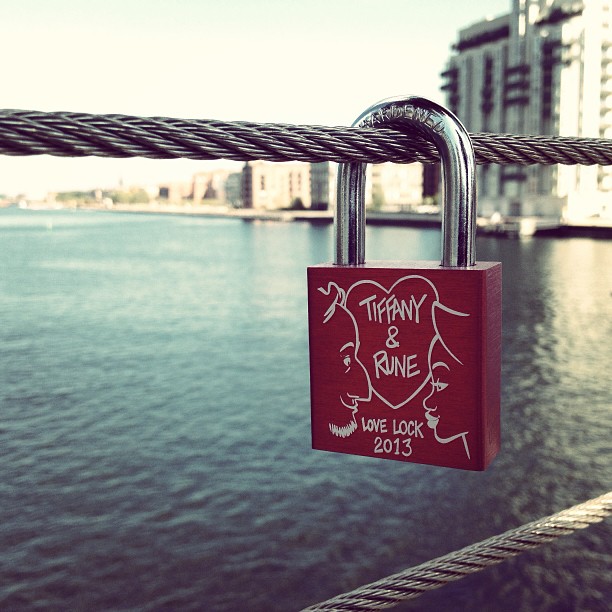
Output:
[{"xmin": 343, "ymin": 275, "xmax": 469, "ymax": 411}]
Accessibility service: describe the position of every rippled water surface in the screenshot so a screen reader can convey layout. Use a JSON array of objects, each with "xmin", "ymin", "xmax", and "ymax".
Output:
[{"xmin": 0, "ymin": 209, "xmax": 610, "ymax": 611}]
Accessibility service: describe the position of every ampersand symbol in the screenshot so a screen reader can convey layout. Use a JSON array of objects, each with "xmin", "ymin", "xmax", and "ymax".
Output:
[{"xmin": 385, "ymin": 325, "xmax": 400, "ymax": 349}]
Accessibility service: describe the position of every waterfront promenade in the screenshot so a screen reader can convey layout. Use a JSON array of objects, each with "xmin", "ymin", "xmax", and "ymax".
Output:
[
  {"xmin": 65, "ymin": 202, "xmax": 612, "ymax": 238},
  {"xmin": 4, "ymin": 200, "xmax": 611, "ymax": 237}
]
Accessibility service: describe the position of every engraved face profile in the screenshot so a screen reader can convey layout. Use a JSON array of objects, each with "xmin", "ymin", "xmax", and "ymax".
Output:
[
  {"xmin": 423, "ymin": 350, "xmax": 450, "ymax": 429},
  {"xmin": 422, "ymin": 336, "xmax": 470, "ymax": 459},
  {"xmin": 320, "ymin": 284, "xmax": 371, "ymax": 438}
]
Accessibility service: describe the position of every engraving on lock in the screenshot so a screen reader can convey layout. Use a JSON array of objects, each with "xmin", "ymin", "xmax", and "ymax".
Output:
[
  {"xmin": 308, "ymin": 95, "xmax": 502, "ymax": 471},
  {"xmin": 357, "ymin": 102, "xmax": 445, "ymax": 132},
  {"xmin": 319, "ymin": 274, "xmax": 473, "ymax": 460}
]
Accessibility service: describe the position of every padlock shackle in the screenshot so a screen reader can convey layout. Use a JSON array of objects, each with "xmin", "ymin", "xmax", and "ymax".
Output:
[{"xmin": 335, "ymin": 96, "xmax": 476, "ymax": 267}]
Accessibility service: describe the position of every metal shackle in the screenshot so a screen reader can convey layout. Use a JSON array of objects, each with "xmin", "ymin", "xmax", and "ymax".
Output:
[{"xmin": 335, "ymin": 95, "xmax": 476, "ymax": 267}]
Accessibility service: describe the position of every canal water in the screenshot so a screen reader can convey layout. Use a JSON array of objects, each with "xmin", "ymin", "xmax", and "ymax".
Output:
[{"xmin": 0, "ymin": 208, "xmax": 610, "ymax": 611}]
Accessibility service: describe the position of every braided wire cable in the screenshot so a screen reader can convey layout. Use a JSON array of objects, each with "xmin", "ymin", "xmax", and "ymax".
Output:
[
  {"xmin": 303, "ymin": 491, "xmax": 612, "ymax": 611},
  {"xmin": 1, "ymin": 110, "xmax": 612, "ymax": 165}
]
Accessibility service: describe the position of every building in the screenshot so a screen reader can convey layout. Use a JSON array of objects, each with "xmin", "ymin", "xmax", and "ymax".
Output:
[
  {"xmin": 224, "ymin": 172, "xmax": 243, "ymax": 207},
  {"xmin": 159, "ymin": 169, "xmax": 241, "ymax": 206},
  {"xmin": 367, "ymin": 163, "xmax": 425, "ymax": 211},
  {"xmin": 442, "ymin": 0, "xmax": 612, "ymax": 221},
  {"xmin": 192, "ymin": 170, "xmax": 234, "ymax": 205},
  {"xmin": 309, "ymin": 161, "xmax": 424, "ymax": 213},
  {"xmin": 158, "ymin": 180, "xmax": 193, "ymax": 203},
  {"xmin": 310, "ymin": 162, "xmax": 336, "ymax": 211},
  {"xmin": 157, "ymin": 158, "xmax": 423, "ymax": 213},
  {"xmin": 241, "ymin": 161, "xmax": 312, "ymax": 210}
]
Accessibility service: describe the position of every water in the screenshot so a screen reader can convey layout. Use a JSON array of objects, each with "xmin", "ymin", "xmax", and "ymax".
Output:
[{"xmin": 0, "ymin": 208, "xmax": 610, "ymax": 611}]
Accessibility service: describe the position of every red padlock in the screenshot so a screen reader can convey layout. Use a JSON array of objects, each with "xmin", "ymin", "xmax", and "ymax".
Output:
[{"xmin": 308, "ymin": 96, "xmax": 501, "ymax": 470}]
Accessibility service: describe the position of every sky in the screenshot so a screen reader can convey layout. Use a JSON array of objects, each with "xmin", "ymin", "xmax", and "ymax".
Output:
[{"xmin": 0, "ymin": 0, "xmax": 510, "ymax": 198}]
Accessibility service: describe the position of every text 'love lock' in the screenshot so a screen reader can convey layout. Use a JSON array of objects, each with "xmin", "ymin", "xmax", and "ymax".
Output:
[{"xmin": 308, "ymin": 95, "xmax": 501, "ymax": 470}]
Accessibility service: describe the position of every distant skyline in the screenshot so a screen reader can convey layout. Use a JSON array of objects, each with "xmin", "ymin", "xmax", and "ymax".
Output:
[{"xmin": 0, "ymin": 0, "xmax": 509, "ymax": 198}]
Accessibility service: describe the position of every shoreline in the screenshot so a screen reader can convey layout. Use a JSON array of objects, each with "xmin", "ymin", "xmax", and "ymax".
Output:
[{"xmin": 4, "ymin": 202, "xmax": 611, "ymax": 238}]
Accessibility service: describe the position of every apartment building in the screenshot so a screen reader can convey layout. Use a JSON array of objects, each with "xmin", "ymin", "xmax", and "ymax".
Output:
[
  {"xmin": 241, "ymin": 161, "xmax": 312, "ymax": 210},
  {"xmin": 159, "ymin": 169, "xmax": 240, "ymax": 205},
  {"xmin": 309, "ymin": 161, "xmax": 424, "ymax": 212},
  {"xmin": 192, "ymin": 170, "xmax": 236, "ymax": 205},
  {"xmin": 159, "ymin": 159, "xmax": 423, "ymax": 212},
  {"xmin": 442, "ymin": 0, "xmax": 612, "ymax": 221}
]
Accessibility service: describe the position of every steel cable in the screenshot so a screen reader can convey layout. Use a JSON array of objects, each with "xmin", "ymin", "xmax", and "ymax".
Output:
[
  {"xmin": 302, "ymin": 491, "xmax": 612, "ymax": 611},
  {"xmin": 1, "ymin": 110, "xmax": 612, "ymax": 165}
]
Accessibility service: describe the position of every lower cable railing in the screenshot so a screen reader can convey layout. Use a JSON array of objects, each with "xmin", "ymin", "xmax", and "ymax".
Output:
[
  {"xmin": 303, "ymin": 492, "xmax": 612, "ymax": 611},
  {"xmin": 1, "ymin": 108, "xmax": 610, "ymax": 610}
]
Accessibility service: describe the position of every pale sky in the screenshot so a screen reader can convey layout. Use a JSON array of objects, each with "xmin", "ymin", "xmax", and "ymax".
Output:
[{"xmin": 0, "ymin": 0, "xmax": 510, "ymax": 198}]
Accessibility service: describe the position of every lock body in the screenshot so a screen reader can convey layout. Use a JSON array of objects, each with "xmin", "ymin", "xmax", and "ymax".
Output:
[{"xmin": 308, "ymin": 260, "xmax": 501, "ymax": 471}]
